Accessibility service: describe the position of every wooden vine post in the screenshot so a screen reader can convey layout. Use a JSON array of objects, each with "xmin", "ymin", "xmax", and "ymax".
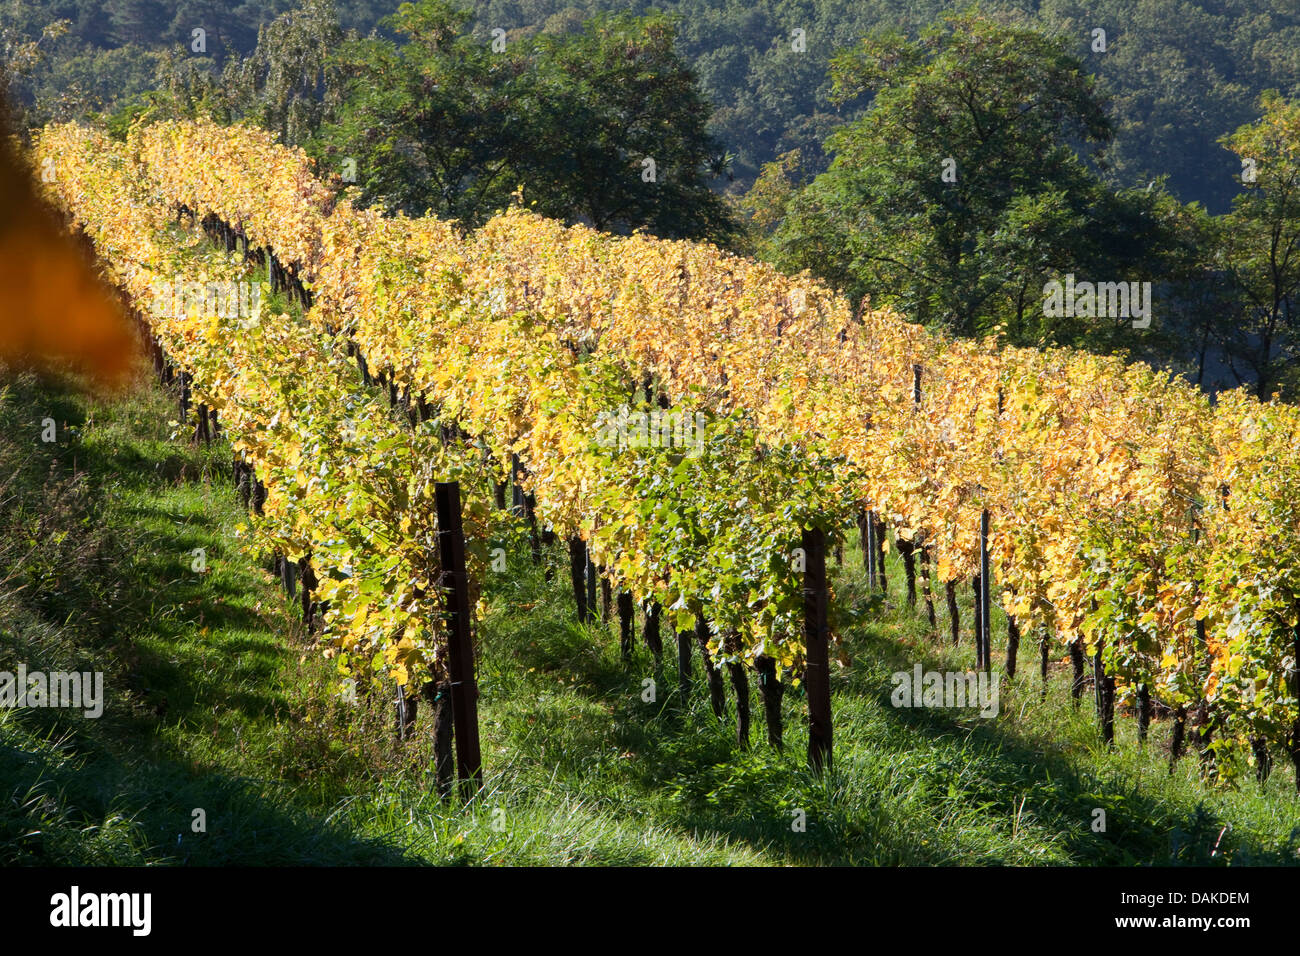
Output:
[
  {"xmin": 676, "ymin": 619, "xmax": 694, "ymax": 701},
  {"xmin": 618, "ymin": 591, "xmax": 635, "ymax": 661},
  {"xmin": 585, "ymin": 555, "xmax": 598, "ymax": 619},
  {"xmin": 434, "ymin": 481, "xmax": 483, "ymax": 800},
  {"xmin": 1005, "ymin": 614, "xmax": 1020, "ymax": 679},
  {"xmin": 861, "ymin": 510, "xmax": 876, "ymax": 586},
  {"xmin": 644, "ymin": 600, "xmax": 664, "ymax": 680},
  {"xmin": 981, "ymin": 387, "xmax": 1001, "ymax": 674},
  {"xmin": 979, "ymin": 507, "xmax": 991, "ymax": 673},
  {"xmin": 695, "ymin": 617, "xmax": 726, "ymax": 718},
  {"xmin": 803, "ymin": 525, "xmax": 832, "ymax": 771},
  {"xmin": 872, "ymin": 513, "xmax": 887, "ymax": 593},
  {"xmin": 568, "ymin": 536, "xmax": 589, "ymax": 623},
  {"xmin": 1289, "ymin": 601, "xmax": 1300, "ymax": 792},
  {"xmin": 945, "ymin": 580, "xmax": 960, "ymax": 645},
  {"xmin": 1189, "ymin": 511, "xmax": 1214, "ymax": 772}
]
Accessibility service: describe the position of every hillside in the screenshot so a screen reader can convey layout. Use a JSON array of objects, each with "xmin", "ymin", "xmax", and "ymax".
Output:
[
  {"xmin": 3, "ymin": 357, "xmax": 1298, "ymax": 866},
  {"xmin": 5, "ymin": 0, "xmax": 1300, "ymax": 211}
]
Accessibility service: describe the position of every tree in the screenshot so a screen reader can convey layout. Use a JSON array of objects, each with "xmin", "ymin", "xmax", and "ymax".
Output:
[
  {"xmin": 743, "ymin": 147, "xmax": 857, "ymax": 290},
  {"xmin": 313, "ymin": 1, "xmax": 736, "ymax": 240},
  {"xmin": 107, "ymin": 0, "xmax": 172, "ymax": 48},
  {"xmin": 313, "ymin": 0, "xmax": 548, "ymax": 223},
  {"xmin": 1217, "ymin": 91, "xmax": 1300, "ymax": 401},
  {"xmin": 1037, "ymin": 0, "xmax": 1255, "ymax": 216},
  {"xmin": 761, "ymin": 9, "xmax": 1135, "ymax": 341},
  {"xmin": 0, "ymin": 19, "xmax": 70, "ymax": 131},
  {"xmin": 150, "ymin": 45, "xmax": 225, "ymax": 122},
  {"xmin": 221, "ymin": 0, "xmax": 346, "ymax": 147},
  {"xmin": 530, "ymin": 12, "xmax": 736, "ymax": 242}
]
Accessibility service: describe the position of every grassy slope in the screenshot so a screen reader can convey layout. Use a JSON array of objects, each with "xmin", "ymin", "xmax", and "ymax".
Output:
[{"xmin": 1, "ymin": 358, "xmax": 1298, "ymax": 866}]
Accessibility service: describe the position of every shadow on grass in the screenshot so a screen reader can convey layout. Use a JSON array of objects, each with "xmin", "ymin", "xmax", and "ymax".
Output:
[
  {"xmin": 0, "ymin": 711, "xmax": 414, "ymax": 865},
  {"xmin": 481, "ymin": 558, "xmax": 1300, "ymax": 866},
  {"xmin": 1, "ymin": 367, "xmax": 420, "ymax": 866}
]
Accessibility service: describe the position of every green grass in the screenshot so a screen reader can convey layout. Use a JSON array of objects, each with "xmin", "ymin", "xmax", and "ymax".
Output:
[{"xmin": 2, "ymin": 359, "xmax": 1298, "ymax": 866}]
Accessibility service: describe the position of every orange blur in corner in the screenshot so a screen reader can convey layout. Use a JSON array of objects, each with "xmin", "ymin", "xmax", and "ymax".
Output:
[{"xmin": 0, "ymin": 102, "xmax": 136, "ymax": 387}]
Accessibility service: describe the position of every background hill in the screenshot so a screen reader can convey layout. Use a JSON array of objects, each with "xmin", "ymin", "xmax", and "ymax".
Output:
[{"xmin": 6, "ymin": 0, "xmax": 1300, "ymax": 212}]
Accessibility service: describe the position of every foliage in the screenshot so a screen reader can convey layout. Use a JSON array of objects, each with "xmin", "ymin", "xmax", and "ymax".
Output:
[
  {"xmin": 762, "ymin": 10, "xmax": 1122, "ymax": 339},
  {"xmin": 311, "ymin": 2, "xmax": 736, "ymax": 239},
  {"xmin": 37, "ymin": 111, "xmax": 1300, "ymax": 774},
  {"xmin": 1217, "ymin": 91, "xmax": 1300, "ymax": 399}
]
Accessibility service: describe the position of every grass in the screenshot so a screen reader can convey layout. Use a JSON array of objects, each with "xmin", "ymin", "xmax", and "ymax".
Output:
[{"xmin": 2, "ymin": 356, "xmax": 1298, "ymax": 866}]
